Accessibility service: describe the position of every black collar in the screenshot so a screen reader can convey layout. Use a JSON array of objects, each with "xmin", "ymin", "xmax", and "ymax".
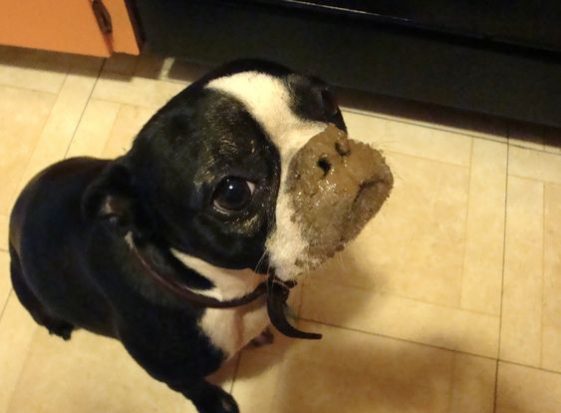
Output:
[
  {"xmin": 131, "ymin": 242, "xmax": 267, "ymax": 308},
  {"xmin": 129, "ymin": 238, "xmax": 322, "ymax": 340}
]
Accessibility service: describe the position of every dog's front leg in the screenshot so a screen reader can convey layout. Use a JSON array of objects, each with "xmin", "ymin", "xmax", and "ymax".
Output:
[{"xmin": 169, "ymin": 380, "xmax": 239, "ymax": 413}]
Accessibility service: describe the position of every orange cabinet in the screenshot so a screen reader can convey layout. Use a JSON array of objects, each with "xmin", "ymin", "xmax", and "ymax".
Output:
[{"xmin": 0, "ymin": 0, "xmax": 140, "ymax": 57}]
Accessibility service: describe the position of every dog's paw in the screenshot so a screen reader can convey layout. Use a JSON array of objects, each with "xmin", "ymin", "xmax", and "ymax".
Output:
[
  {"xmin": 218, "ymin": 392, "xmax": 239, "ymax": 413},
  {"xmin": 249, "ymin": 327, "xmax": 274, "ymax": 348},
  {"xmin": 46, "ymin": 320, "xmax": 75, "ymax": 341}
]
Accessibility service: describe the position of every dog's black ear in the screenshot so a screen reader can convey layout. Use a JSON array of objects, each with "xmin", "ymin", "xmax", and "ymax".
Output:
[{"xmin": 82, "ymin": 161, "xmax": 135, "ymax": 235}]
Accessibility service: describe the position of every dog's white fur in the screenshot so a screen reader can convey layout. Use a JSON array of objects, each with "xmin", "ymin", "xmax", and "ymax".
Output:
[
  {"xmin": 170, "ymin": 249, "xmax": 263, "ymax": 301},
  {"xmin": 171, "ymin": 249, "xmax": 268, "ymax": 358},
  {"xmin": 208, "ymin": 72, "xmax": 327, "ymax": 281}
]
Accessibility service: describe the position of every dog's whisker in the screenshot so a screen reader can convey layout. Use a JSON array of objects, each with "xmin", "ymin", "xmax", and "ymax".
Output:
[{"xmin": 254, "ymin": 251, "xmax": 270, "ymax": 274}]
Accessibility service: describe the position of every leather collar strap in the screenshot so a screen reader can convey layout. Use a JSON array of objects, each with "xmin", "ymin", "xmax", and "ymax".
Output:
[
  {"xmin": 132, "ymin": 245, "xmax": 267, "ymax": 309},
  {"xmin": 130, "ymin": 241, "xmax": 322, "ymax": 339}
]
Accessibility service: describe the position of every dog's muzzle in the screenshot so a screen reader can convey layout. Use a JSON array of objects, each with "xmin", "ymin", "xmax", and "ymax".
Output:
[
  {"xmin": 287, "ymin": 124, "xmax": 394, "ymax": 271},
  {"xmin": 265, "ymin": 124, "xmax": 393, "ymax": 341}
]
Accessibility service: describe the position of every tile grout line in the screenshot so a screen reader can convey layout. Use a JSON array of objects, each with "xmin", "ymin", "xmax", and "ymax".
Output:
[
  {"xmin": 62, "ymin": 60, "xmax": 106, "ymax": 159},
  {"xmin": 498, "ymin": 358, "xmax": 561, "ymax": 376},
  {"xmin": 493, "ymin": 127, "xmax": 511, "ymax": 413},
  {"xmin": 298, "ymin": 316, "xmax": 499, "ymax": 362},
  {"xmin": 341, "ymin": 107, "xmax": 509, "ymax": 142},
  {"xmin": 229, "ymin": 351, "xmax": 244, "ymax": 394},
  {"xmin": 0, "ymin": 82, "xmax": 61, "ymax": 96},
  {"xmin": 4, "ymin": 72, "xmax": 66, "ymax": 214},
  {"xmin": 506, "ymin": 173, "xmax": 561, "ymax": 186},
  {"xmin": 0, "ymin": 289, "xmax": 13, "ymax": 324},
  {"xmin": 348, "ymin": 105, "xmax": 561, "ymax": 157},
  {"xmin": 384, "ymin": 148, "xmax": 473, "ymax": 169},
  {"xmin": 311, "ymin": 279, "xmax": 502, "ymax": 318},
  {"xmin": 100, "ymin": 104, "xmax": 126, "ymax": 156},
  {"xmin": 540, "ymin": 179, "xmax": 546, "ymax": 368}
]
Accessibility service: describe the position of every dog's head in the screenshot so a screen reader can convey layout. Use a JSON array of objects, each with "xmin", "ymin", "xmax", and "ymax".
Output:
[{"xmin": 86, "ymin": 60, "xmax": 392, "ymax": 283}]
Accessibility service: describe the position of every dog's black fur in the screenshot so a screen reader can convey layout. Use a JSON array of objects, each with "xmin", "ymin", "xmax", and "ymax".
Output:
[{"xmin": 8, "ymin": 60, "xmax": 345, "ymax": 413}]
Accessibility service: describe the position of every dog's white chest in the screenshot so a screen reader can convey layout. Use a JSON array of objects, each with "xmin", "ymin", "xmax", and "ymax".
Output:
[
  {"xmin": 170, "ymin": 250, "xmax": 269, "ymax": 358},
  {"xmin": 200, "ymin": 300, "xmax": 269, "ymax": 358}
]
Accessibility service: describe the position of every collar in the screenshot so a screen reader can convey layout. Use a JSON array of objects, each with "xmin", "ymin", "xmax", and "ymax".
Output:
[
  {"xmin": 131, "ymin": 242, "xmax": 267, "ymax": 308},
  {"xmin": 129, "ymin": 237, "xmax": 322, "ymax": 339}
]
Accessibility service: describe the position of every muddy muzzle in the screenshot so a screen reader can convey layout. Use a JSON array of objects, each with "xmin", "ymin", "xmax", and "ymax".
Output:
[
  {"xmin": 288, "ymin": 124, "xmax": 393, "ymax": 264},
  {"xmin": 266, "ymin": 124, "xmax": 393, "ymax": 340}
]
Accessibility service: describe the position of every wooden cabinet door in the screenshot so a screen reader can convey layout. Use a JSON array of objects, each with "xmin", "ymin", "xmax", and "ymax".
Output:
[{"xmin": 0, "ymin": 0, "xmax": 139, "ymax": 57}]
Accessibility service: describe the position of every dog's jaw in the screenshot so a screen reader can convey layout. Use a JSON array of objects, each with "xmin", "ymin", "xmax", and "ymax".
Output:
[{"xmin": 207, "ymin": 72, "xmax": 327, "ymax": 281}]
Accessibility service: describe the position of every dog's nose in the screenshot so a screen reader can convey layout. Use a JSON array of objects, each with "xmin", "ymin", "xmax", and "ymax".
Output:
[
  {"xmin": 315, "ymin": 133, "xmax": 353, "ymax": 177},
  {"xmin": 286, "ymin": 124, "xmax": 393, "ymax": 263}
]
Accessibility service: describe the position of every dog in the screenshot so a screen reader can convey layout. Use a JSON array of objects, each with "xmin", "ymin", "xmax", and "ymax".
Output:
[{"xmin": 9, "ymin": 60, "xmax": 392, "ymax": 413}]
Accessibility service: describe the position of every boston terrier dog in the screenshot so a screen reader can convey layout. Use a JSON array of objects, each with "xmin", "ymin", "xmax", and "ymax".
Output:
[{"xmin": 9, "ymin": 60, "xmax": 392, "ymax": 413}]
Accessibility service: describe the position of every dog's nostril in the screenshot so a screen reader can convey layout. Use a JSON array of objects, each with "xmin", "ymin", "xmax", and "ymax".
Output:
[
  {"xmin": 335, "ymin": 139, "xmax": 351, "ymax": 156},
  {"xmin": 317, "ymin": 155, "xmax": 331, "ymax": 176}
]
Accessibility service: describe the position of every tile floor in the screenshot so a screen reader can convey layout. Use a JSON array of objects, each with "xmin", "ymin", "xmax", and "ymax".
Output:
[{"xmin": 1, "ymin": 45, "xmax": 561, "ymax": 413}]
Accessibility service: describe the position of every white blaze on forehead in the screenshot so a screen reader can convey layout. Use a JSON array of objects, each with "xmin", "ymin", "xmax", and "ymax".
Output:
[
  {"xmin": 207, "ymin": 72, "xmax": 325, "ymax": 160},
  {"xmin": 207, "ymin": 71, "xmax": 328, "ymax": 281}
]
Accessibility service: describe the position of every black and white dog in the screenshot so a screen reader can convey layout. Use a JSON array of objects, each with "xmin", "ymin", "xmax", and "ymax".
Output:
[{"xmin": 9, "ymin": 60, "xmax": 392, "ymax": 413}]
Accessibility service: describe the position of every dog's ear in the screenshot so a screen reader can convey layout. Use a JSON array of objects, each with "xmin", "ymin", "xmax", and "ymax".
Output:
[{"xmin": 82, "ymin": 161, "xmax": 136, "ymax": 235}]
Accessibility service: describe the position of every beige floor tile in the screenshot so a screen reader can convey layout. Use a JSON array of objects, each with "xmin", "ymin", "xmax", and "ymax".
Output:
[
  {"xmin": 66, "ymin": 99, "xmax": 121, "ymax": 159},
  {"xmin": 16, "ymin": 61, "xmax": 102, "ymax": 192},
  {"xmin": 0, "ymin": 214, "xmax": 8, "ymax": 251},
  {"xmin": 7, "ymin": 329, "xmax": 188, "ymax": 413},
  {"xmin": 7, "ymin": 327, "xmax": 237, "ymax": 413},
  {"xmin": 0, "ymin": 294, "xmax": 38, "ymax": 413},
  {"xmin": 102, "ymin": 104, "xmax": 158, "ymax": 158},
  {"xmin": 0, "ymin": 86, "xmax": 57, "ymax": 215},
  {"xmin": 301, "ymin": 280, "xmax": 499, "ymax": 357},
  {"xmin": 92, "ymin": 72, "xmax": 185, "ymax": 109},
  {"xmin": 501, "ymin": 177, "xmax": 543, "ymax": 366},
  {"xmin": 448, "ymin": 353, "xmax": 496, "ymax": 413},
  {"xmin": 344, "ymin": 110, "xmax": 473, "ymax": 166},
  {"xmin": 0, "ymin": 252, "xmax": 11, "ymax": 313},
  {"xmin": 0, "ymin": 46, "xmax": 68, "ymax": 94},
  {"xmin": 461, "ymin": 139, "xmax": 507, "ymax": 315},
  {"xmin": 542, "ymin": 183, "xmax": 561, "ymax": 372},
  {"xmin": 234, "ymin": 321, "xmax": 495, "ymax": 413},
  {"xmin": 496, "ymin": 362, "xmax": 561, "ymax": 413},
  {"xmin": 509, "ymin": 146, "xmax": 561, "ymax": 183}
]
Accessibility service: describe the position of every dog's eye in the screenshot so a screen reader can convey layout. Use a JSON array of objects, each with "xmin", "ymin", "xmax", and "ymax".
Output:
[{"xmin": 212, "ymin": 177, "xmax": 255, "ymax": 213}]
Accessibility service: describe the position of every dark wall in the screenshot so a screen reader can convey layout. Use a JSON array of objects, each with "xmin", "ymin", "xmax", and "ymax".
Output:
[{"xmin": 133, "ymin": 0, "xmax": 561, "ymax": 128}]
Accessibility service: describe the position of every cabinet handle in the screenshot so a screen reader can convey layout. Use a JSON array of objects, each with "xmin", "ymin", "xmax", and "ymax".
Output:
[{"xmin": 92, "ymin": 0, "xmax": 112, "ymax": 34}]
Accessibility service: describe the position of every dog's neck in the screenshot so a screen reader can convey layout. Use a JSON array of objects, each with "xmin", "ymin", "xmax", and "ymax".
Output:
[
  {"xmin": 125, "ymin": 233, "xmax": 266, "ymax": 307},
  {"xmin": 169, "ymin": 250, "xmax": 265, "ymax": 301}
]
